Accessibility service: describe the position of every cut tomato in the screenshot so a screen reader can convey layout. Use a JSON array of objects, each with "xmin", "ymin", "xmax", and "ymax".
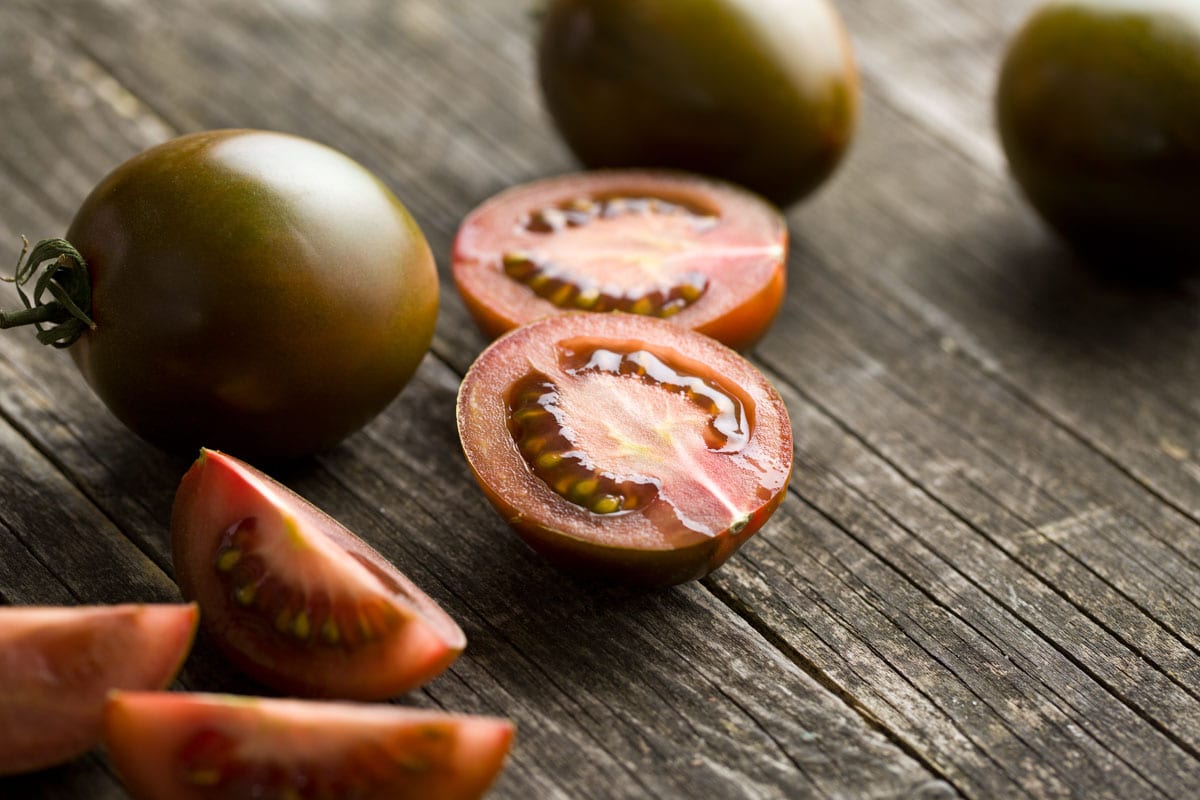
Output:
[
  {"xmin": 457, "ymin": 313, "xmax": 792, "ymax": 586},
  {"xmin": 452, "ymin": 170, "xmax": 787, "ymax": 351},
  {"xmin": 0, "ymin": 603, "xmax": 197, "ymax": 775},
  {"xmin": 170, "ymin": 449, "xmax": 465, "ymax": 700},
  {"xmin": 102, "ymin": 691, "xmax": 514, "ymax": 800}
]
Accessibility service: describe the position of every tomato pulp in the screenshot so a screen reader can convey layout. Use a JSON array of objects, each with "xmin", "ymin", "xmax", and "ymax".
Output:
[
  {"xmin": 103, "ymin": 691, "xmax": 514, "ymax": 800},
  {"xmin": 452, "ymin": 171, "xmax": 787, "ymax": 351},
  {"xmin": 457, "ymin": 313, "xmax": 793, "ymax": 586},
  {"xmin": 171, "ymin": 449, "xmax": 465, "ymax": 700},
  {"xmin": 0, "ymin": 604, "xmax": 197, "ymax": 775},
  {"xmin": 5, "ymin": 129, "xmax": 439, "ymax": 459}
]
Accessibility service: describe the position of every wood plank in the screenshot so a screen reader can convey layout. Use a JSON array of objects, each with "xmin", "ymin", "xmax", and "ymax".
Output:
[{"xmin": 0, "ymin": 3, "xmax": 949, "ymax": 796}]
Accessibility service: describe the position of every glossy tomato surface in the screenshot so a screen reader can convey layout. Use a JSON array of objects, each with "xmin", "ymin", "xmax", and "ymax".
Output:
[
  {"xmin": 452, "ymin": 171, "xmax": 787, "ymax": 351},
  {"xmin": 171, "ymin": 449, "xmax": 464, "ymax": 700},
  {"xmin": 996, "ymin": 1, "xmax": 1200, "ymax": 269},
  {"xmin": 103, "ymin": 691, "xmax": 514, "ymax": 800},
  {"xmin": 64, "ymin": 129, "xmax": 438, "ymax": 458},
  {"xmin": 457, "ymin": 313, "xmax": 792, "ymax": 586},
  {"xmin": 538, "ymin": 0, "xmax": 859, "ymax": 207},
  {"xmin": 0, "ymin": 603, "xmax": 197, "ymax": 775}
]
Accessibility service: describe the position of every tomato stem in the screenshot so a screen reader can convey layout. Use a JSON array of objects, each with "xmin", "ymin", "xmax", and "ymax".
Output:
[{"xmin": 0, "ymin": 237, "xmax": 96, "ymax": 348}]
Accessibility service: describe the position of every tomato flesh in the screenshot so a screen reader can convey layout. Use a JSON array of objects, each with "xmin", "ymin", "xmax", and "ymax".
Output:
[
  {"xmin": 103, "ymin": 691, "xmax": 514, "ymax": 800},
  {"xmin": 0, "ymin": 603, "xmax": 197, "ymax": 775},
  {"xmin": 171, "ymin": 449, "xmax": 465, "ymax": 700},
  {"xmin": 457, "ymin": 313, "xmax": 792, "ymax": 586},
  {"xmin": 452, "ymin": 171, "xmax": 787, "ymax": 351}
]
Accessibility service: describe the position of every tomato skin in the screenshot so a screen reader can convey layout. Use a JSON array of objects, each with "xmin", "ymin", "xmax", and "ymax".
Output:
[
  {"xmin": 0, "ymin": 603, "xmax": 197, "ymax": 775},
  {"xmin": 452, "ymin": 170, "xmax": 788, "ymax": 352},
  {"xmin": 996, "ymin": 1, "xmax": 1200, "ymax": 270},
  {"xmin": 538, "ymin": 0, "xmax": 859, "ymax": 207},
  {"xmin": 64, "ymin": 129, "xmax": 438, "ymax": 459},
  {"xmin": 457, "ymin": 313, "xmax": 792, "ymax": 587},
  {"xmin": 171, "ymin": 449, "xmax": 465, "ymax": 700},
  {"xmin": 102, "ymin": 691, "xmax": 515, "ymax": 800}
]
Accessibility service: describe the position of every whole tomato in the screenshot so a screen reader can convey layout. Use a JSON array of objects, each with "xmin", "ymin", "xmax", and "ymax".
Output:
[
  {"xmin": 537, "ymin": 0, "xmax": 859, "ymax": 207},
  {"xmin": 996, "ymin": 1, "xmax": 1200, "ymax": 271},
  {"xmin": 2, "ymin": 130, "xmax": 438, "ymax": 458}
]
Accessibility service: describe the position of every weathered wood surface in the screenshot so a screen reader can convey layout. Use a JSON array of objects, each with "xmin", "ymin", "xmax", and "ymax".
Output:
[{"xmin": 1, "ymin": 0, "xmax": 1198, "ymax": 797}]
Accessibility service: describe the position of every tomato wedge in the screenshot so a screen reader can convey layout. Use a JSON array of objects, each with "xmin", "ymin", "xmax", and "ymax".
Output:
[
  {"xmin": 457, "ymin": 313, "xmax": 793, "ymax": 586},
  {"xmin": 103, "ymin": 691, "xmax": 514, "ymax": 800},
  {"xmin": 0, "ymin": 603, "xmax": 197, "ymax": 775},
  {"xmin": 170, "ymin": 449, "xmax": 465, "ymax": 700},
  {"xmin": 452, "ymin": 170, "xmax": 788, "ymax": 351}
]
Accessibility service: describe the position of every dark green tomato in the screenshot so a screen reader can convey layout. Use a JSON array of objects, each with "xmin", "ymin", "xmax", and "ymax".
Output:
[
  {"xmin": 65, "ymin": 130, "xmax": 438, "ymax": 459},
  {"xmin": 996, "ymin": 1, "xmax": 1200, "ymax": 271},
  {"xmin": 537, "ymin": 0, "xmax": 859, "ymax": 207}
]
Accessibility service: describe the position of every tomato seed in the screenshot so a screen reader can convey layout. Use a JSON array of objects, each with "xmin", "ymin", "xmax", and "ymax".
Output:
[{"xmin": 506, "ymin": 371, "xmax": 659, "ymax": 515}]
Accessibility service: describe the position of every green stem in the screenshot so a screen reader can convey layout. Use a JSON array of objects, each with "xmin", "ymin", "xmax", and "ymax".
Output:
[{"xmin": 0, "ymin": 237, "xmax": 95, "ymax": 348}]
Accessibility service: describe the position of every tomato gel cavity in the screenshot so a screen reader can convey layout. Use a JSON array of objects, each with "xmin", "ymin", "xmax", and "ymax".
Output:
[
  {"xmin": 452, "ymin": 171, "xmax": 788, "ymax": 351},
  {"xmin": 458, "ymin": 313, "xmax": 792, "ymax": 586}
]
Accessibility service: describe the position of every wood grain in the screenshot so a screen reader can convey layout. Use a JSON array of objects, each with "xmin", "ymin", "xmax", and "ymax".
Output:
[{"xmin": 0, "ymin": 0, "xmax": 1197, "ymax": 797}]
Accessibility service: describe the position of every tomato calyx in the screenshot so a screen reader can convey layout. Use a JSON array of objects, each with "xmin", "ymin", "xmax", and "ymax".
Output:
[{"xmin": 0, "ymin": 237, "xmax": 95, "ymax": 347}]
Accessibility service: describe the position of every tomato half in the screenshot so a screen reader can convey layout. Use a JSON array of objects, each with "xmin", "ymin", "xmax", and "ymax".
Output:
[
  {"xmin": 452, "ymin": 170, "xmax": 787, "ymax": 352},
  {"xmin": 5, "ymin": 129, "xmax": 438, "ymax": 459},
  {"xmin": 0, "ymin": 603, "xmax": 197, "ymax": 775},
  {"xmin": 996, "ymin": 1, "xmax": 1200, "ymax": 270},
  {"xmin": 103, "ymin": 691, "xmax": 514, "ymax": 800},
  {"xmin": 537, "ymin": 0, "xmax": 859, "ymax": 207},
  {"xmin": 171, "ymin": 449, "xmax": 465, "ymax": 700},
  {"xmin": 456, "ymin": 313, "xmax": 792, "ymax": 586}
]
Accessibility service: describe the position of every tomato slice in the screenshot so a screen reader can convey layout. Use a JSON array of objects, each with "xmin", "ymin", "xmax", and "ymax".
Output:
[
  {"xmin": 170, "ymin": 449, "xmax": 465, "ymax": 700},
  {"xmin": 0, "ymin": 603, "xmax": 197, "ymax": 775},
  {"xmin": 457, "ymin": 313, "xmax": 792, "ymax": 586},
  {"xmin": 452, "ymin": 170, "xmax": 788, "ymax": 351},
  {"xmin": 103, "ymin": 691, "xmax": 514, "ymax": 800}
]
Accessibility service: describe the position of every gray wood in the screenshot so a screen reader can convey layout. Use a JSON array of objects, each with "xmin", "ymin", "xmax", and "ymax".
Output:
[{"xmin": 1, "ymin": 0, "xmax": 1198, "ymax": 797}]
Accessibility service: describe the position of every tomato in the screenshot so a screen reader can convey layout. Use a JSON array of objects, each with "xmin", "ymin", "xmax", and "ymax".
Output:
[
  {"xmin": 171, "ymin": 449, "xmax": 464, "ymax": 700},
  {"xmin": 456, "ymin": 313, "xmax": 792, "ymax": 586},
  {"xmin": 102, "ymin": 691, "xmax": 514, "ymax": 800},
  {"xmin": 0, "ymin": 603, "xmax": 197, "ymax": 775},
  {"xmin": 1, "ymin": 129, "xmax": 438, "ymax": 459},
  {"xmin": 452, "ymin": 170, "xmax": 788, "ymax": 351},
  {"xmin": 537, "ymin": 0, "xmax": 859, "ymax": 207},
  {"xmin": 996, "ymin": 1, "xmax": 1200, "ymax": 271}
]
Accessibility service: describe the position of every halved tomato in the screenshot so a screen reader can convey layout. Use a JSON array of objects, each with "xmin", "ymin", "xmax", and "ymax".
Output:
[
  {"xmin": 103, "ymin": 691, "xmax": 514, "ymax": 800},
  {"xmin": 452, "ymin": 170, "xmax": 787, "ymax": 351},
  {"xmin": 0, "ymin": 603, "xmax": 197, "ymax": 775},
  {"xmin": 170, "ymin": 449, "xmax": 465, "ymax": 700},
  {"xmin": 457, "ymin": 313, "xmax": 793, "ymax": 586}
]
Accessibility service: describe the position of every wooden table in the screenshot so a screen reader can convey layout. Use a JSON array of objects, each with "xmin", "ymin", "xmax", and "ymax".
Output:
[{"xmin": 3, "ymin": 1, "xmax": 1199, "ymax": 798}]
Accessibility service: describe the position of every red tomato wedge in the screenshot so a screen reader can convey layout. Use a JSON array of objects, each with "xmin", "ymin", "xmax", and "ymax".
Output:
[
  {"xmin": 170, "ymin": 449, "xmax": 465, "ymax": 700},
  {"xmin": 452, "ymin": 170, "xmax": 788, "ymax": 351},
  {"xmin": 457, "ymin": 313, "xmax": 793, "ymax": 586},
  {"xmin": 0, "ymin": 603, "xmax": 197, "ymax": 775},
  {"xmin": 103, "ymin": 691, "xmax": 514, "ymax": 800}
]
